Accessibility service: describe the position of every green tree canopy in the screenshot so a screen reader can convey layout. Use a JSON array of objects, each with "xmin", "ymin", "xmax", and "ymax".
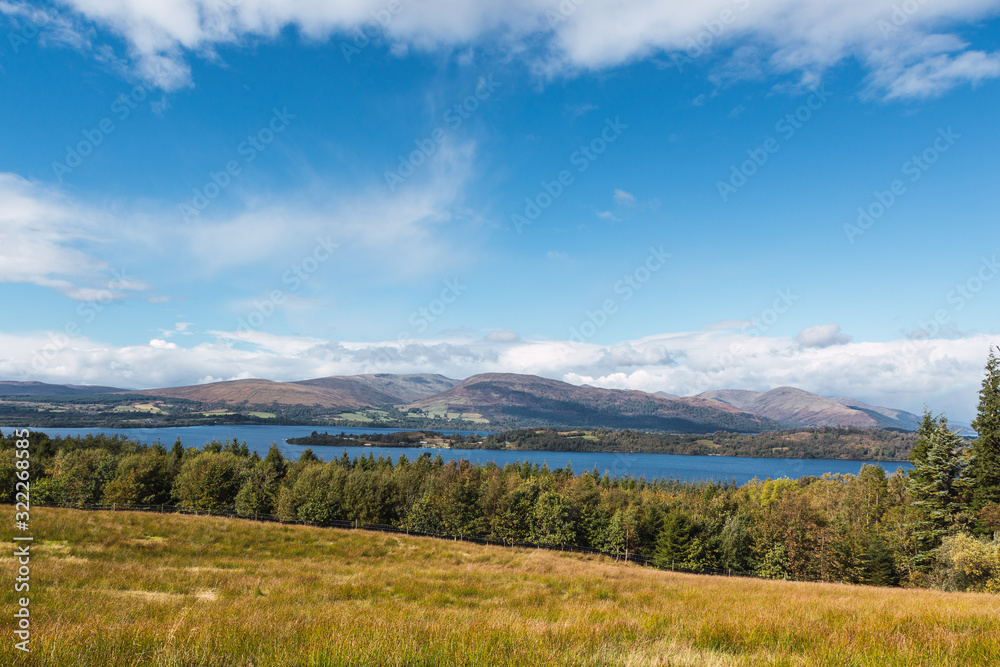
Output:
[{"xmin": 971, "ymin": 348, "xmax": 1000, "ymax": 515}]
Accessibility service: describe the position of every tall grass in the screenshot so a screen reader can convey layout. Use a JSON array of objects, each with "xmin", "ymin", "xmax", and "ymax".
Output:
[{"xmin": 3, "ymin": 507, "xmax": 998, "ymax": 666}]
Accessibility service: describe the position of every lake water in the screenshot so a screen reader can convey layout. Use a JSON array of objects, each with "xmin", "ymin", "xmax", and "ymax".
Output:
[{"xmin": 18, "ymin": 425, "xmax": 912, "ymax": 485}]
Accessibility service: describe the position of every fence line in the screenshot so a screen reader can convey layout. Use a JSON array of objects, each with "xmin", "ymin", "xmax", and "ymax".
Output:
[{"xmin": 31, "ymin": 502, "xmax": 788, "ymax": 582}]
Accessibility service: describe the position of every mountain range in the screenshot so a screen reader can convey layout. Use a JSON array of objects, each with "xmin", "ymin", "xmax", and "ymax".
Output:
[{"xmin": 0, "ymin": 373, "xmax": 930, "ymax": 434}]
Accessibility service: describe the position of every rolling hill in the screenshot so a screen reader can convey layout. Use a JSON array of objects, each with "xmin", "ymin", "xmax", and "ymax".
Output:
[
  {"xmin": 133, "ymin": 378, "xmax": 356, "ymax": 407},
  {"xmin": 405, "ymin": 372, "xmax": 785, "ymax": 433},
  {"xmin": 0, "ymin": 380, "xmax": 127, "ymax": 396},
  {"xmin": 4, "ymin": 372, "xmax": 932, "ymax": 433},
  {"xmin": 26, "ymin": 507, "xmax": 1000, "ymax": 667},
  {"xmin": 293, "ymin": 373, "xmax": 457, "ymax": 403},
  {"xmin": 133, "ymin": 374, "xmax": 459, "ymax": 409},
  {"xmin": 698, "ymin": 386, "xmax": 922, "ymax": 430}
]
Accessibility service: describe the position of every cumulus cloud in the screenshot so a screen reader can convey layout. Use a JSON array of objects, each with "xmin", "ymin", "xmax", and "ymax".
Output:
[
  {"xmin": 3, "ymin": 326, "xmax": 993, "ymax": 421},
  {"xmin": 796, "ymin": 323, "xmax": 852, "ymax": 348}
]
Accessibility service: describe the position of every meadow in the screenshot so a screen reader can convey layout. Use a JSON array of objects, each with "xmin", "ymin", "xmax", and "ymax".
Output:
[{"xmin": 3, "ymin": 507, "xmax": 998, "ymax": 666}]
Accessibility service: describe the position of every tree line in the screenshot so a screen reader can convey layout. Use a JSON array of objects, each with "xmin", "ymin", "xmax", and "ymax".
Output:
[
  {"xmin": 289, "ymin": 425, "xmax": 916, "ymax": 460},
  {"xmin": 3, "ymin": 351, "xmax": 999, "ymax": 592},
  {"xmin": 479, "ymin": 427, "xmax": 917, "ymax": 460}
]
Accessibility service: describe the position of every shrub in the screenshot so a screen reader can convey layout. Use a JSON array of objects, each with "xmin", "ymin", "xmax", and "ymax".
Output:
[{"xmin": 932, "ymin": 533, "xmax": 1000, "ymax": 593}]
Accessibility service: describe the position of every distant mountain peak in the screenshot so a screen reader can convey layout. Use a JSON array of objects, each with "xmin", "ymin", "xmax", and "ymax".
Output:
[{"xmin": 697, "ymin": 387, "xmax": 920, "ymax": 430}]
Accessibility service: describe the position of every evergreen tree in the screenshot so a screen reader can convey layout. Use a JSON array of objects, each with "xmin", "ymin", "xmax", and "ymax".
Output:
[
  {"xmin": 970, "ymin": 348, "xmax": 1000, "ymax": 514},
  {"xmin": 263, "ymin": 443, "xmax": 288, "ymax": 479},
  {"xmin": 910, "ymin": 410, "xmax": 936, "ymax": 465},
  {"xmin": 653, "ymin": 510, "xmax": 695, "ymax": 569},
  {"xmin": 170, "ymin": 438, "xmax": 184, "ymax": 462},
  {"xmin": 907, "ymin": 416, "xmax": 969, "ymax": 568}
]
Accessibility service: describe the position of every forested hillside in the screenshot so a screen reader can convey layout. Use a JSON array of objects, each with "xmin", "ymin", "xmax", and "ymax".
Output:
[{"xmin": 481, "ymin": 427, "xmax": 919, "ymax": 460}]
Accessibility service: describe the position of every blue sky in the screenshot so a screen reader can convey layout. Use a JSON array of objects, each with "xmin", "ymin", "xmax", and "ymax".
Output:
[{"xmin": 1, "ymin": 0, "xmax": 999, "ymax": 421}]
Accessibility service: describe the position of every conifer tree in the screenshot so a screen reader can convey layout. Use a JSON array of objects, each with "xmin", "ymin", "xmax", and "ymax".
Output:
[
  {"xmin": 910, "ymin": 409, "xmax": 936, "ymax": 465},
  {"xmin": 907, "ymin": 416, "xmax": 968, "ymax": 568},
  {"xmin": 653, "ymin": 510, "xmax": 695, "ymax": 569},
  {"xmin": 970, "ymin": 348, "xmax": 1000, "ymax": 513}
]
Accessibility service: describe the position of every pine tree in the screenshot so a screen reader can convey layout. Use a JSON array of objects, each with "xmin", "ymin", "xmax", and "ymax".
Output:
[
  {"xmin": 653, "ymin": 510, "xmax": 695, "ymax": 569},
  {"xmin": 907, "ymin": 415, "xmax": 969, "ymax": 568},
  {"xmin": 170, "ymin": 437, "xmax": 184, "ymax": 462},
  {"xmin": 970, "ymin": 348, "xmax": 1000, "ymax": 513},
  {"xmin": 910, "ymin": 409, "xmax": 936, "ymax": 465}
]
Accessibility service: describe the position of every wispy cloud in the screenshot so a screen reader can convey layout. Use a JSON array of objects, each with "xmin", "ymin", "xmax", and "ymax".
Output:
[
  {"xmin": 0, "ymin": 136, "xmax": 479, "ymax": 301},
  {"xmin": 0, "ymin": 173, "xmax": 148, "ymax": 301},
  {"xmin": 19, "ymin": 0, "xmax": 1000, "ymax": 100},
  {"xmin": 613, "ymin": 188, "xmax": 636, "ymax": 205}
]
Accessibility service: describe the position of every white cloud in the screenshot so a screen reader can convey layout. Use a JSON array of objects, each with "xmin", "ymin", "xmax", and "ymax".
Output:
[
  {"xmin": 612, "ymin": 188, "xmax": 635, "ymax": 205},
  {"xmin": 159, "ymin": 321, "xmax": 193, "ymax": 338},
  {"xmin": 174, "ymin": 139, "xmax": 479, "ymax": 280},
  {"xmin": 0, "ymin": 133, "xmax": 477, "ymax": 302},
  {"xmin": 0, "ymin": 2, "xmax": 90, "ymax": 51},
  {"xmin": 3, "ymin": 326, "xmax": 994, "ymax": 422},
  {"xmin": 485, "ymin": 329, "xmax": 520, "ymax": 343},
  {"xmin": 869, "ymin": 46, "xmax": 1000, "ymax": 100},
  {"xmin": 14, "ymin": 0, "xmax": 996, "ymax": 99},
  {"xmin": 0, "ymin": 173, "xmax": 148, "ymax": 301},
  {"xmin": 796, "ymin": 323, "xmax": 852, "ymax": 348}
]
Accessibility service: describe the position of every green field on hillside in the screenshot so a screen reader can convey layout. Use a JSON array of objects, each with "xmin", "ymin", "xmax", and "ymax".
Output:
[{"xmin": 3, "ymin": 508, "xmax": 999, "ymax": 666}]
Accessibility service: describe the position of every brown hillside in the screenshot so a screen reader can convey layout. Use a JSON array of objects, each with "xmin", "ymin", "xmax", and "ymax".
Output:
[
  {"xmin": 699, "ymin": 386, "xmax": 894, "ymax": 428},
  {"xmin": 133, "ymin": 379, "xmax": 366, "ymax": 408},
  {"xmin": 407, "ymin": 373, "xmax": 782, "ymax": 432}
]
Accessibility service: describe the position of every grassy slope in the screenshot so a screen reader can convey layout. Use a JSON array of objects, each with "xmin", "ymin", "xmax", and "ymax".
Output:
[{"xmin": 3, "ymin": 508, "xmax": 999, "ymax": 666}]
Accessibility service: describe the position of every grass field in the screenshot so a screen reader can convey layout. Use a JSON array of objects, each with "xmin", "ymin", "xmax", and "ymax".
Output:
[{"xmin": 3, "ymin": 508, "xmax": 999, "ymax": 666}]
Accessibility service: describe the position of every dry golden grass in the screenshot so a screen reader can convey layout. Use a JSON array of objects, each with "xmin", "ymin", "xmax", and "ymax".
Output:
[{"xmin": 3, "ymin": 507, "xmax": 999, "ymax": 666}]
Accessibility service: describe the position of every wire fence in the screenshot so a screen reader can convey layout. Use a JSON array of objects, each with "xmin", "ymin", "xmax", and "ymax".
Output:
[{"xmin": 30, "ymin": 501, "xmax": 787, "ymax": 582}]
